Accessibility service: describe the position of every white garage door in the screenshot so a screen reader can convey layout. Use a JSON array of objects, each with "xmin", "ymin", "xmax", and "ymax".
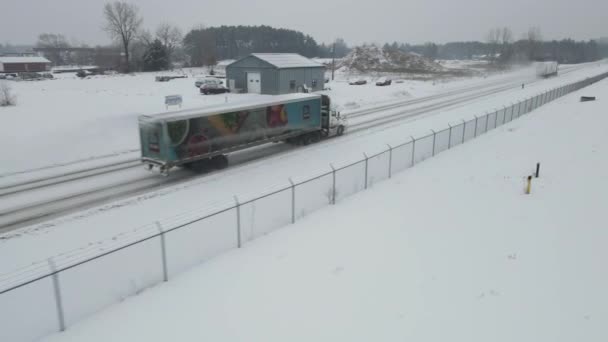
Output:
[{"xmin": 247, "ymin": 72, "xmax": 261, "ymax": 94}]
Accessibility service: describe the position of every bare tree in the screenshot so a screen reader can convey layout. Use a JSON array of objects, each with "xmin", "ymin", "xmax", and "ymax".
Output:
[
  {"xmin": 486, "ymin": 28, "xmax": 501, "ymax": 63},
  {"xmin": 500, "ymin": 27, "xmax": 513, "ymax": 45},
  {"xmin": 155, "ymin": 22, "xmax": 183, "ymax": 63},
  {"xmin": 36, "ymin": 33, "xmax": 70, "ymax": 65},
  {"xmin": 103, "ymin": 2, "xmax": 143, "ymax": 73},
  {"xmin": 138, "ymin": 29, "xmax": 153, "ymax": 46},
  {"xmin": 0, "ymin": 81, "xmax": 16, "ymax": 107},
  {"xmin": 527, "ymin": 26, "xmax": 543, "ymax": 60}
]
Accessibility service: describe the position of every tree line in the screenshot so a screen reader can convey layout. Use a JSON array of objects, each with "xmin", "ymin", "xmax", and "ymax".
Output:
[
  {"xmin": 395, "ymin": 28, "xmax": 604, "ymax": 65},
  {"xmin": 21, "ymin": 1, "xmax": 608, "ymax": 72}
]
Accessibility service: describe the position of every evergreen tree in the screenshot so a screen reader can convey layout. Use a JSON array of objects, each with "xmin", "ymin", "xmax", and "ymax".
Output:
[{"xmin": 143, "ymin": 39, "xmax": 169, "ymax": 71}]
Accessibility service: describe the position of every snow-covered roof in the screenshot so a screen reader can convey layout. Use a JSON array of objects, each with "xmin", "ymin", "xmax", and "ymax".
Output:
[
  {"xmin": 215, "ymin": 59, "xmax": 235, "ymax": 67},
  {"xmin": 142, "ymin": 93, "xmax": 321, "ymax": 122},
  {"xmin": 251, "ymin": 53, "xmax": 324, "ymax": 69},
  {"xmin": 0, "ymin": 56, "xmax": 51, "ymax": 64}
]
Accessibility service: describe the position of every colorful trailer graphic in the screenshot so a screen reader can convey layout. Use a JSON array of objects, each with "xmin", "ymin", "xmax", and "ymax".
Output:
[{"xmin": 139, "ymin": 94, "xmax": 324, "ymax": 171}]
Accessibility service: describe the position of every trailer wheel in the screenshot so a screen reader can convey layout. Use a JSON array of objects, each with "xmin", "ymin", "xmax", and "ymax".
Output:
[
  {"xmin": 310, "ymin": 131, "xmax": 321, "ymax": 143},
  {"xmin": 337, "ymin": 125, "xmax": 345, "ymax": 136},
  {"xmin": 190, "ymin": 160, "xmax": 210, "ymax": 173},
  {"xmin": 212, "ymin": 155, "xmax": 229, "ymax": 170},
  {"xmin": 301, "ymin": 134, "xmax": 311, "ymax": 146}
]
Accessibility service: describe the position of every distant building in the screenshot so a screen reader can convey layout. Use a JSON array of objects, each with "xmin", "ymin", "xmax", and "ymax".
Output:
[
  {"xmin": 226, "ymin": 53, "xmax": 325, "ymax": 95},
  {"xmin": 213, "ymin": 59, "xmax": 235, "ymax": 75},
  {"xmin": 0, "ymin": 56, "xmax": 51, "ymax": 73}
]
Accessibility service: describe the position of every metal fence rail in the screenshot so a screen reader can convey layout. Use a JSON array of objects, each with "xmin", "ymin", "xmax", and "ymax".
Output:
[{"xmin": 1, "ymin": 71, "xmax": 607, "ymax": 342}]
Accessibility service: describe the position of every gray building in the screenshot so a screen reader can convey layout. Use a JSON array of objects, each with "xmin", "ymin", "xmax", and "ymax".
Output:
[{"xmin": 226, "ymin": 53, "xmax": 325, "ymax": 95}]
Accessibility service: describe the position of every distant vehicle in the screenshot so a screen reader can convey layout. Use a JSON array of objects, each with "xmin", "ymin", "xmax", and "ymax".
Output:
[
  {"xmin": 536, "ymin": 61, "xmax": 558, "ymax": 78},
  {"xmin": 139, "ymin": 94, "xmax": 347, "ymax": 175},
  {"xmin": 19, "ymin": 72, "xmax": 45, "ymax": 81},
  {"xmin": 195, "ymin": 77, "xmax": 223, "ymax": 88},
  {"xmin": 156, "ymin": 75, "xmax": 187, "ymax": 82},
  {"xmin": 200, "ymin": 81, "xmax": 230, "ymax": 95},
  {"xmin": 76, "ymin": 70, "xmax": 89, "ymax": 78},
  {"xmin": 376, "ymin": 78, "xmax": 392, "ymax": 86},
  {"xmin": 349, "ymin": 79, "xmax": 367, "ymax": 85}
]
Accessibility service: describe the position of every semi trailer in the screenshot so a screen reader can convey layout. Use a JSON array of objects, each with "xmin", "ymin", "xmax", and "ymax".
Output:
[
  {"xmin": 536, "ymin": 61, "xmax": 559, "ymax": 78},
  {"xmin": 139, "ymin": 93, "xmax": 346, "ymax": 175}
]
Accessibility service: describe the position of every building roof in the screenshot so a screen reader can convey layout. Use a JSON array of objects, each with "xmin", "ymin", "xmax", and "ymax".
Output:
[
  {"xmin": 141, "ymin": 93, "xmax": 322, "ymax": 123},
  {"xmin": 215, "ymin": 59, "xmax": 236, "ymax": 67},
  {"xmin": 0, "ymin": 56, "xmax": 51, "ymax": 64},
  {"xmin": 250, "ymin": 53, "xmax": 324, "ymax": 69}
]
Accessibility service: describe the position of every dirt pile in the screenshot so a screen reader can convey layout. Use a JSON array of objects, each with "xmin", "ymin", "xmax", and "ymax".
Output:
[{"xmin": 340, "ymin": 45, "xmax": 444, "ymax": 73}]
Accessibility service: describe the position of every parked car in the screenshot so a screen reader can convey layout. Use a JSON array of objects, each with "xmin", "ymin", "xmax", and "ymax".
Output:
[
  {"xmin": 195, "ymin": 77, "xmax": 223, "ymax": 88},
  {"xmin": 349, "ymin": 79, "xmax": 367, "ymax": 85},
  {"xmin": 19, "ymin": 72, "xmax": 45, "ymax": 81},
  {"xmin": 376, "ymin": 77, "xmax": 392, "ymax": 86},
  {"xmin": 200, "ymin": 81, "xmax": 230, "ymax": 94}
]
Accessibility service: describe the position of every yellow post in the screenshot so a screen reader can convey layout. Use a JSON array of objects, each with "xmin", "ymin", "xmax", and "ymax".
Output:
[{"xmin": 525, "ymin": 176, "xmax": 532, "ymax": 194}]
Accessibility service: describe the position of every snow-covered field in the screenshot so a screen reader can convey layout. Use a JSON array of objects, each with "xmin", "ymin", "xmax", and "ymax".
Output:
[{"xmin": 38, "ymin": 74, "xmax": 608, "ymax": 342}]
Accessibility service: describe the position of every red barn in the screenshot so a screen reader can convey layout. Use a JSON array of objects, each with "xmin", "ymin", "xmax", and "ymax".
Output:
[{"xmin": 0, "ymin": 56, "xmax": 51, "ymax": 73}]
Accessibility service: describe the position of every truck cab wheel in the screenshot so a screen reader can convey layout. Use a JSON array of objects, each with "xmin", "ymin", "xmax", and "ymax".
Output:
[
  {"xmin": 310, "ymin": 132, "xmax": 321, "ymax": 143},
  {"xmin": 337, "ymin": 125, "xmax": 345, "ymax": 136}
]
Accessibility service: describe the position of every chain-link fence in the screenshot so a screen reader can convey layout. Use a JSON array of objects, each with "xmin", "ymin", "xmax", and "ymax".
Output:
[{"xmin": 2, "ymin": 71, "xmax": 607, "ymax": 342}]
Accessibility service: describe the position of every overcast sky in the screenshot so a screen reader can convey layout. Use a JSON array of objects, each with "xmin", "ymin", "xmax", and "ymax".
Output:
[{"xmin": 1, "ymin": 0, "xmax": 606, "ymax": 46}]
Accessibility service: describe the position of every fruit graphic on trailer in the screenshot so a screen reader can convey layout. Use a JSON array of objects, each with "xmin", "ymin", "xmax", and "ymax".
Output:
[
  {"xmin": 187, "ymin": 133, "xmax": 210, "ymax": 156},
  {"xmin": 267, "ymin": 105, "xmax": 288, "ymax": 128}
]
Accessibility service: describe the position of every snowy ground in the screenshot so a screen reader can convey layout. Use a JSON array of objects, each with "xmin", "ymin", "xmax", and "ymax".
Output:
[
  {"xmin": 0, "ymin": 62, "xmax": 575, "ymax": 176},
  {"xmin": 0, "ymin": 63, "xmax": 526, "ymax": 175},
  {"xmin": 1, "ymin": 62, "xmax": 606, "ymax": 276},
  {"xmin": 39, "ymin": 75, "xmax": 608, "ymax": 342}
]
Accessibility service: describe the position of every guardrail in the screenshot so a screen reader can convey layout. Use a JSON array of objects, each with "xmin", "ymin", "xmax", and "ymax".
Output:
[{"xmin": 1, "ymin": 71, "xmax": 607, "ymax": 342}]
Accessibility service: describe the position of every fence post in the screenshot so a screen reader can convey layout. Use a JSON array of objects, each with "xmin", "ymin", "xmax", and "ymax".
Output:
[
  {"xmin": 288, "ymin": 178, "xmax": 295, "ymax": 224},
  {"xmin": 516, "ymin": 100, "xmax": 522, "ymax": 118},
  {"xmin": 410, "ymin": 136, "xmax": 416, "ymax": 166},
  {"xmin": 156, "ymin": 221, "xmax": 168, "ymax": 282},
  {"xmin": 48, "ymin": 258, "xmax": 66, "ymax": 332},
  {"xmin": 461, "ymin": 119, "xmax": 466, "ymax": 143},
  {"xmin": 363, "ymin": 153, "xmax": 369, "ymax": 189},
  {"xmin": 485, "ymin": 112, "xmax": 490, "ymax": 132},
  {"xmin": 473, "ymin": 116, "xmax": 479, "ymax": 137},
  {"xmin": 234, "ymin": 196, "xmax": 241, "ymax": 248},
  {"xmin": 431, "ymin": 130, "xmax": 437, "ymax": 156},
  {"xmin": 447, "ymin": 124, "xmax": 453, "ymax": 149},
  {"xmin": 330, "ymin": 164, "xmax": 336, "ymax": 204},
  {"xmin": 495, "ymin": 109, "xmax": 500, "ymax": 128},
  {"xmin": 387, "ymin": 144, "xmax": 393, "ymax": 178}
]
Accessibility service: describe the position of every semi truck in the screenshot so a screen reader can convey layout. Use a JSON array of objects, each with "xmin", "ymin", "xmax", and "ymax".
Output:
[
  {"xmin": 536, "ymin": 61, "xmax": 559, "ymax": 78},
  {"xmin": 139, "ymin": 93, "xmax": 347, "ymax": 175}
]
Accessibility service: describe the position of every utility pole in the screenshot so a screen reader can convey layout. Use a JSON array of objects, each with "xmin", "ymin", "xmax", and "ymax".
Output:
[{"xmin": 331, "ymin": 42, "xmax": 336, "ymax": 81}]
